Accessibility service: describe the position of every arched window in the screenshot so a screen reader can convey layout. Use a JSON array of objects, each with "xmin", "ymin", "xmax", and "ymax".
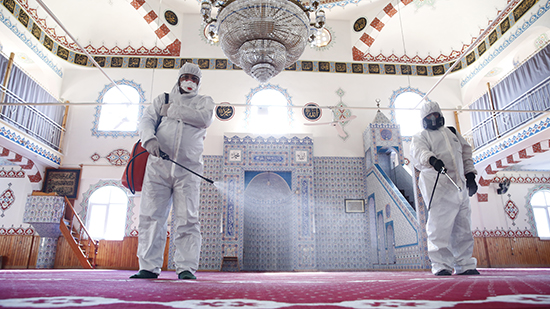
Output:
[
  {"xmin": 390, "ymin": 87, "xmax": 430, "ymax": 139},
  {"xmin": 531, "ymin": 189, "xmax": 550, "ymax": 239},
  {"xmin": 92, "ymin": 79, "xmax": 145, "ymax": 137},
  {"xmin": 87, "ymin": 186, "xmax": 128, "ymax": 240},
  {"xmin": 245, "ymin": 84, "xmax": 293, "ymax": 134}
]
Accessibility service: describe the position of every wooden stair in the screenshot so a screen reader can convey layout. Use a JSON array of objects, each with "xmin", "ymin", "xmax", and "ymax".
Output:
[{"xmin": 59, "ymin": 196, "xmax": 98, "ymax": 269}]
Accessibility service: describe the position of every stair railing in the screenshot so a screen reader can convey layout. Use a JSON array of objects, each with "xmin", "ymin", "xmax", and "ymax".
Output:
[{"xmin": 59, "ymin": 196, "xmax": 99, "ymax": 268}]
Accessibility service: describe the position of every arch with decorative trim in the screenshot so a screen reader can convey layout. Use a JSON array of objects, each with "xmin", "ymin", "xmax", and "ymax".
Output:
[
  {"xmin": 92, "ymin": 79, "xmax": 146, "ymax": 138},
  {"xmin": 79, "ymin": 179, "xmax": 136, "ymax": 238},
  {"xmin": 525, "ymin": 184, "xmax": 550, "ymax": 237}
]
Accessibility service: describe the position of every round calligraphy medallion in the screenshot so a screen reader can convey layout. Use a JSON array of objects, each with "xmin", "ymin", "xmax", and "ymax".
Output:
[
  {"xmin": 303, "ymin": 102, "xmax": 322, "ymax": 122},
  {"xmin": 354, "ymin": 17, "xmax": 367, "ymax": 32},
  {"xmin": 380, "ymin": 129, "xmax": 392, "ymax": 141},
  {"xmin": 164, "ymin": 10, "xmax": 178, "ymax": 26},
  {"xmin": 216, "ymin": 102, "xmax": 235, "ymax": 121}
]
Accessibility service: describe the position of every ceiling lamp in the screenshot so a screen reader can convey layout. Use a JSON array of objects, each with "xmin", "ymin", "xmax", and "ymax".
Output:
[{"xmin": 201, "ymin": 0, "xmax": 326, "ymax": 83}]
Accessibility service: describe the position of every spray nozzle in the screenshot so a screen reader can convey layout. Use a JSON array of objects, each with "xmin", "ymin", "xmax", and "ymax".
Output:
[{"xmin": 159, "ymin": 149, "xmax": 170, "ymax": 161}]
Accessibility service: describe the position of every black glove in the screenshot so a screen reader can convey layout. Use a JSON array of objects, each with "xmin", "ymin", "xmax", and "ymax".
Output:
[
  {"xmin": 466, "ymin": 172, "xmax": 478, "ymax": 197},
  {"xmin": 429, "ymin": 156, "xmax": 445, "ymax": 172}
]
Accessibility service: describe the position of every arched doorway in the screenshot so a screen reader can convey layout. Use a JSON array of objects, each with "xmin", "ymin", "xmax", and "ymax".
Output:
[{"xmin": 243, "ymin": 172, "xmax": 294, "ymax": 271}]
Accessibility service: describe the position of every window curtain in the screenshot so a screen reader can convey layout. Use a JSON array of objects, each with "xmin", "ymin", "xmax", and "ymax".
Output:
[
  {"xmin": 470, "ymin": 94, "xmax": 497, "ymax": 149},
  {"xmin": 0, "ymin": 54, "xmax": 64, "ymax": 123},
  {"xmin": 470, "ymin": 44, "xmax": 550, "ymax": 148},
  {"xmin": 0, "ymin": 53, "xmax": 65, "ymax": 149}
]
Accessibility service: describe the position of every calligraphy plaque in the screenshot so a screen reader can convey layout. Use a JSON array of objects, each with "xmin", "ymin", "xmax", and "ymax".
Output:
[
  {"xmin": 164, "ymin": 10, "xmax": 178, "ymax": 26},
  {"xmin": 228, "ymin": 149, "xmax": 242, "ymax": 162},
  {"xmin": 353, "ymin": 17, "xmax": 367, "ymax": 32},
  {"xmin": 303, "ymin": 103, "xmax": 321, "ymax": 121},
  {"xmin": 380, "ymin": 129, "xmax": 393, "ymax": 141},
  {"xmin": 216, "ymin": 103, "xmax": 235, "ymax": 121},
  {"xmin": 42, "ymin": 168, "xmax": 81, "ymax": 199},
  {"xmin": 295, "ymin": 150, "xmax": 308, "ymax": 163}
]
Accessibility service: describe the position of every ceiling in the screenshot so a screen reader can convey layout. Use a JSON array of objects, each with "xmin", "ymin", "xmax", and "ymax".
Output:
[
  {"xmin": 2, "ymin": 0, "xmax": 544, "ymax": 90},
  {"xmin": 34, "ymin": 0, "xmax": 511, "ymax": 60},
  {"xmin": 1, "ymin": 0, "xmax": 549, "ymax": 171}
]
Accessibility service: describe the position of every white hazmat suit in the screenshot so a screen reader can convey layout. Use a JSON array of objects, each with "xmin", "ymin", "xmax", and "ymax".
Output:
[
  {"xmin": 134, "ymin": 63, "xmax": 215, "ymax": 278},
  {"xmin": 410, "ymin": 101, "xmax": 478, "ymax": 276}
]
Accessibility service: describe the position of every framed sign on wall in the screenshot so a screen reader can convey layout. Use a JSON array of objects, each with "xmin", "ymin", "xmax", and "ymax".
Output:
[
  {"xmin": 42, "ymin": 168, "xmax": 82, "ymax": 199},
  {"xmin": 345, "ymin": 199, "xmax": 365, "ymax": 213}
]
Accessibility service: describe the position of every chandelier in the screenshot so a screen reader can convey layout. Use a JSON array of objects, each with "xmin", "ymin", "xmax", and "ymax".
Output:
[{"xmin": 201, "ymin": 0, "xmax": 326, "ymax": 83}]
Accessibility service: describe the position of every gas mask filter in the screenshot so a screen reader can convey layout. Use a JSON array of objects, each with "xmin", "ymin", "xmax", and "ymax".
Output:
[{"xmin": 423, "ymin": 113, "xmax": 445, "ymax": 130}]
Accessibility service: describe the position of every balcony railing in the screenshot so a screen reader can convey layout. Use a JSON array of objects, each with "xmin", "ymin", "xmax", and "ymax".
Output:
[
  {"xmin": 0, "ymin": 85, "xmax": 66, "ymax": 151},
  {"xmin": 468, "ymin": 78, "xmax": 550, "ymax": 150}
]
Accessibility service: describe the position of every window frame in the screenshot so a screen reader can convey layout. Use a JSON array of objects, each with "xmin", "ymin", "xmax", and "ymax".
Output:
[
  {"xmin": 86, "ymin": 185, "xmax": 129, "ymax": 241},
  {"xmin": 529, "ymin": 188, "xmax": 550, "ymax": 240},
  {"xmin": 244, "ymin": 84, "xmax": 294, "ymax": 134},
  {"xmin": 92, "ymin": 79, "xmax": 146, "ymax": 138},
  {"xmin": 389, "ymin": 87, "xmax": 433, "ymax": 141},
  {"xmin": 80, "ymin": 180, "xmax": 136, "ymax": 241}
]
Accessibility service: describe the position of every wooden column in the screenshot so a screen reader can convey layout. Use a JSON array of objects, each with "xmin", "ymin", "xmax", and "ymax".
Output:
[{"xmin": 1, "ymin": 52, "xmax": 15, "ymax": 103}]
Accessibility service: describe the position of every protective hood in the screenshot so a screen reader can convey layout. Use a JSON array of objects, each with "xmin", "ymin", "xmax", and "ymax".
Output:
[
  {"xmin": 171, "ymin": 62, "xmax": 202, "ymax": 95},
  {"xmin": 421, "ymin": 101, "xmax": 445, "ymax": 130},
  {"xmin": 420, "ymin": 101, "xmax": 442, "ymax": 119}
]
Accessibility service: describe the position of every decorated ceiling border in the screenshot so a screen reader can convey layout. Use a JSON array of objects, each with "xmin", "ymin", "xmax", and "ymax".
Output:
[
  {"xmin": 117, "ymin": 57, "xmax": 456, "ymax": 76},
  {"xmin": 461, "ymin": 0, "xmax": 550, "ymax": 87},
  {"xmin": 318, "ymin": 0, "xmax": 362, "ymax": 10},
  {"xmin": 0, "ymin": 125, "xmax": 61, "ymax": 166},
  {"xmin": 473, "ymin": 116, "xmax": 550, "ymax": 165},
  {"xmin": 352, "ymin": 0, "xmax": 526, "ymax": 65},
  {"xmin": 2, "ymin": 0, "xmax": 180, "ymax": 57},
  {"xmin": 0, "ymin": 7, "xmax": 62, "ymax": 77},
  {"xmin": 0, "ymin": 0, "xmax": 542, "ymax": 78}
]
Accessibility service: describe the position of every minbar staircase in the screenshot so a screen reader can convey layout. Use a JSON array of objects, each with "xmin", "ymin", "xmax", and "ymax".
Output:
[{"xmin": 59, "ymin": 196, "xmax": 98, "ymax": 269}]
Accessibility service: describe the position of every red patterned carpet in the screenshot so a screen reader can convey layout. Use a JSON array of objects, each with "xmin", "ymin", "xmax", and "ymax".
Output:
[{"xmin": 1, "ymin": 268, "xmax": 550, "ymax": 308}]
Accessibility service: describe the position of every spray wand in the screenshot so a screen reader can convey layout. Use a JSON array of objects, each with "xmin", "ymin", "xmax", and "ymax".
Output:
[
  {"xmin": 159, "ymin": 150, "xmax": 214, "ymax": 184},
  {"xmin": 427, "ymin": 167, "xmax": 462, "ymax": 211},
  {"xmin": 441, "ymin": 168, "xmax": 462, "ymax": 192}
]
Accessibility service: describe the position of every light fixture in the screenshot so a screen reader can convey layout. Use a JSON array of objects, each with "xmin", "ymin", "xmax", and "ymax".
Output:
[
  {"xmin": 201, "ymin": 0, "xmax": 326, "ymax": 83},
  {"xmin": 310, "ymin": 27, "xmax": 331, "ymax": 48}
]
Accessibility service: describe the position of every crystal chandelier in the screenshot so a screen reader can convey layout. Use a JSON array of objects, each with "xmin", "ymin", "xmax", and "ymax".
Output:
[{"xmin": 201, "ymin": 0, "xmax": 326, "ymax": 83}]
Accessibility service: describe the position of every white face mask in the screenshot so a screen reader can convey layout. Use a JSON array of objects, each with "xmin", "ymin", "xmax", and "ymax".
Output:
[{"xmin": 180, "ymin": 80, "xmax": 197, "ymax": 92}]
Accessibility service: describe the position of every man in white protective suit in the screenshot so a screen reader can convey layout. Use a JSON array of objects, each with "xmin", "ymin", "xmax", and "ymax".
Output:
[
  {"xmin": 410, "ymin": 101, "xmax": 480, "ymax": 276},
  {"xmin": 130, "ymin": 62, "xmax": 215, "ymax": 280}
]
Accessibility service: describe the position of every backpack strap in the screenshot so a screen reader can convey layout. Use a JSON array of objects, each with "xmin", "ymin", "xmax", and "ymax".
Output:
[
  {"xmin": 158, "ymin": 92, "xmax": 171, "ymax": 118},
  {"xmin": 447, "ymin": 126, "xmax": 457, "ymax": 136}
]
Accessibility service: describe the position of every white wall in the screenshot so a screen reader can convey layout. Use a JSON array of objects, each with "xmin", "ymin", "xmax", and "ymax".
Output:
[
  {"xmin": 59, "ymin": 68, "xmax": 465, "ymax": 163},
  {"xmin": 471, "ymin": 170, "xmax": 550, "ymax": 236},
  {"xmin": 0, "ymin": 169, "xmax": 33, "ymax": 231}
]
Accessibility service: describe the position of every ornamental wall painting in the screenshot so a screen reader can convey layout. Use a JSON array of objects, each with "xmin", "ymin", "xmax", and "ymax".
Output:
[
  {"xmin": 504, "ymin": 194, "xmax": 519, "ymax": 226},
  {"xmin": 0, "ymin": 168, "xmax": 26, "ymax": 179},
  {"xmin": 332, "ymin": 88, "xmax": 355, "ymax": 141},
  {"xmin": 0, "ymin": 225, "xmax": 35, "ymax": 235},
  {"xmin": 91, "ymin": 149, "xmax": 131, "ymax": 166},
  {"xmin": 0, "ymin": 183, "xmax": 15, "ymax": 218}
]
